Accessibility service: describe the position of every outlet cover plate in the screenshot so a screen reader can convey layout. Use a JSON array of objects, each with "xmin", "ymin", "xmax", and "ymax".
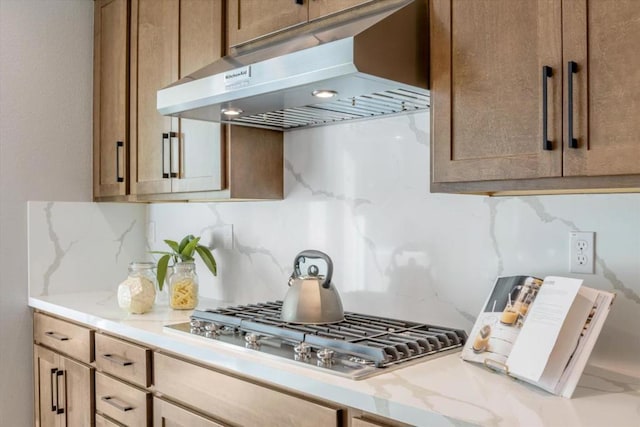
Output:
[{"xmin": 570, "ymin": 231, "xmax": 595, "ymax": 274}]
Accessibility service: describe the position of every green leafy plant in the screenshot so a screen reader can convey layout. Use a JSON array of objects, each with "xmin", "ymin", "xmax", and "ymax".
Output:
[{"xmin": 151, "ymin": 235, "xmax": 217, "ymax": 290}]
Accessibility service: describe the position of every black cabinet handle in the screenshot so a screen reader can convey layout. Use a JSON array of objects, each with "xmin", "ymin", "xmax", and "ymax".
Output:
[
  {"xmin": 101, "ymin": 353, "xmax": 133, "ymax": 366},
  {"xmin": 116, "ymin": 141, "xmax": 124, "ymax": 183},
  {"xmin": 50, "ymin": 368, "xmax": 57, "ymax": 412},
  {"xmin": 542, "ymin": 66, "xmax": 553, "ymax": 151},
  {"xmin": 567, "ymin": 61, "xmax": 578, "ymax": 149},
  {"xmin": 161, "ymin": 133, "xmax": 169, "ymax": 178},
  {"xmin": 295, "ymin": 0, "xmax": 304, "ymax": 4},
  {"xmin": 45, "ymin": 331, "xmax": 69, "ymax": 341},
  {"xmin": 169, "ymin": 131, "xmax": 178, "ymax": 178},
  {"xmin": 101, "ymin": 396, "xmax": 134, "ymax": 412},
  {"xmin": 55, "ymin": 370, "xmax": 65, "ymax": 415}
]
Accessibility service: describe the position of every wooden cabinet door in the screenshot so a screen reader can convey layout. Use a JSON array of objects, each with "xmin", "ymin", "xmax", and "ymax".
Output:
[
  {"xmin": 431, "ymin": 0, "xmax": 563, "ymax": 183},
  {"xmin": 94, "ymin": 0, "xmax": 129, "ymax": 198},
  {"xmin": 35, "ymin": 345, "xmax": 60, "ymax": 427},
  {"xmin": 308, "ymin": 0, "xmax": 371, "ymax": 21},
  {"xmin": 563, "ymin": 0, "xmax": 640, "ymax": 176},
  {"xmin": 130, "ymin": 0, "xmax": 177, "ymax": 195},
  {"xmin": 59, "ymin": 355, "xmax": 94, "ymax": 427},
  {"xmin": 34, "ymin": 346, "xmax": 93, "ymax": 427},
  {"xmin": 226, "ymin": 0, "xmax": 307, "ymax": 47},
  {"xmin": 153, "ymin": 397, "xmax": 224, "ymax": 427},
  {"xmin": 173, "ymin": 0, "xmax": 225, "ymax": 194}
]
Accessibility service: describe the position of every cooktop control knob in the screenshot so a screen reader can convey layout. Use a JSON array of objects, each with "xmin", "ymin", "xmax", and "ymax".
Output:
[
  {"xmin": 293, "ymin": 342, "xmax": 311, "ymax": 360},
  {"xmin": 317, "ymin": 348, "xmax": 335, "ymax": 365},
  {"xmin": 244, "ymin": 333, "xmax": 260, "ymax": 347},
  {"xmin": 204, "ymin": 322, "xmax": 219, "ymax": 337}
]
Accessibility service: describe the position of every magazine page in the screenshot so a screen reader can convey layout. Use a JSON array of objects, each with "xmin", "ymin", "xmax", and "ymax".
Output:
[
  {"xmin": 507, "ymin": 276, "xmax": 583, "ymax": 383},
  {"xmin": 461, "ymin": 276, "xmax": 543, "ymax": 366}
]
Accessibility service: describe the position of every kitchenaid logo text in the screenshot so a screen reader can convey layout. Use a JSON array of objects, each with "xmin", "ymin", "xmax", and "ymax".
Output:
[{"xmin": 224, "ymin": 66, "xmax": 251, "ymax": 88}]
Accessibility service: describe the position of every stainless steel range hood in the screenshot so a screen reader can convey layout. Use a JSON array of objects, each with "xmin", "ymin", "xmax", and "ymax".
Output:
[{"xmin": 157, "ymin": 0, "xmax": 428, "ymax": 131}]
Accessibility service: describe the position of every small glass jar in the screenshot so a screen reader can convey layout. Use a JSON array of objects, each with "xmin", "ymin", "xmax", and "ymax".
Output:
[
  {"xmin": 168, "ymin": 262, "xmax": 199, "ymax": 310},
  {"xmin": 117, "ymin": 262, "xmax": 157, "ymax": 314}
]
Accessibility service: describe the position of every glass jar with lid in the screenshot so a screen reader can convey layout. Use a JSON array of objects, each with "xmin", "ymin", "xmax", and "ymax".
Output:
[
  {"xmin": 168, "ymin": 262, "xmax": 199, "ymax": 310},
  {"xmin": 117, "ymin": 262, "xmax": 157, "ymax": 314}
]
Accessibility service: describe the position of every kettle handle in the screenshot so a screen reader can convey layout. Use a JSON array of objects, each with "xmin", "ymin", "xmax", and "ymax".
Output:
[{"xmin": 292, "ymin": 250, "xmax": 333, "ymax": 289}]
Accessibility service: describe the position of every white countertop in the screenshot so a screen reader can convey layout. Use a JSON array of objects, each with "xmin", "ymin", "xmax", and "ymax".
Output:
[{"xmin": 29, "ymin": 292, "xmax": 640, "ymax": 427}]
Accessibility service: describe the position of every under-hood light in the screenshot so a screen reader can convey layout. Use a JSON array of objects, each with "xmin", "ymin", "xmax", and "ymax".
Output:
[
  {"xmin": 221, "ymin": 108, "xmax": 243, "ymax": 116},
  {"xmin": 312, "ymin": 90, "xmax": 338, "ymax": 99}
]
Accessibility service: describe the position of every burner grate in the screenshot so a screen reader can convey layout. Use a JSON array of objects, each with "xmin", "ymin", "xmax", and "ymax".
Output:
[{"xmin": 194, "ymin": 301, "xmax": 467, "ymax": 367}]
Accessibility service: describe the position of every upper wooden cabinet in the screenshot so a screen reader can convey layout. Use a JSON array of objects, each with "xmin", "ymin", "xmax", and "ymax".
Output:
[
  {"xmin": 93, "ymin": 0, "xmax": 283, "ymax": 201},
  {"xmin": 131, "ymin": 0, "xmax": 225, "ymax": 196},
  {"xmin": 430, "ymin": 0, "xmax": 640, "ymax": 194},
  {"xmin": 93, "ymin": 0, "xmax": 129, "ymax": 198},
  {"xmin": 227, "ymin": 0, "xmax": 372, "ymax": 47},
  {"xmin": 562, "ymin": 0, "xmax": 640, "ymax": 178}
]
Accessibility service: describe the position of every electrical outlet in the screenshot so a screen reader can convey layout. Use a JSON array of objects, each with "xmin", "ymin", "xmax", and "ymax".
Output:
[{"xmin": 570, "ymin": 231, "xmax": 595, "ymax": 274}]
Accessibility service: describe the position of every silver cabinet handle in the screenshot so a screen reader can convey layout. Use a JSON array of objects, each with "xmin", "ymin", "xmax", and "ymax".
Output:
[
  {"xmin": 45, "ymin": 331, "xmax": 69, "ymax": 341},
  {"xmin": 101, "ymin": 396, "xmax": 133, "ymax": 412},
  {"xmin": 101, "ymin": 353, "xmax": 133, "ymax": 366}
]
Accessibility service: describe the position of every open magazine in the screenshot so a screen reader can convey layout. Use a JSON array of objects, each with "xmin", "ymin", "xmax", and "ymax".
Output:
[{"xmin": 461, "ymin": 276, "xmax": 615, "ymax": 398}]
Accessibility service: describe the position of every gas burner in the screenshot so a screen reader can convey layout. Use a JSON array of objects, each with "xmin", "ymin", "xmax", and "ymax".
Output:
[{"xmin": 165, "ymin": 301, "xmax": 467, "ymax": 380}]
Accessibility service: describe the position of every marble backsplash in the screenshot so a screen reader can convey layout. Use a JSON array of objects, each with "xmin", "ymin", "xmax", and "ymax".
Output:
[
  {"xmin": 28, "ymin": 201, "xmax": 147, "ymax": 295},
  {"xmin": 28, "ymin": 112, "xmax": 640, "ymax": 377}
]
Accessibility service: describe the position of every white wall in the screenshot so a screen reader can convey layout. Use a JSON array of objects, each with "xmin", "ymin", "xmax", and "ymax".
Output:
[{"xmin": 0, "ymin": 1, "xmax": 93, "ymax": 424}]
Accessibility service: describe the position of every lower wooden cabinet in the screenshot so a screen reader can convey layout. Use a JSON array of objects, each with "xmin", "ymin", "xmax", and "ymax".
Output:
[
  {"xmin": 95, "ymin": 372, "xmax": 151, "ymax": 427},
  {"xmin": 352, "ymin": 416, "xmax": 410, "ymax": 427},
  {"xmin": 153, "ymin": 397, "xmax": 225, "ymax": 427},
  {"xmin": 154, "ymin": 352, "xmax": 342, "ymax": 427},
  {"xmin": 95, "ymin": 413, "xmax": 121, "ymax": 427},
  {"xmin": 34, "ymin": 344, "xmax": 94, "ymax": 427}
]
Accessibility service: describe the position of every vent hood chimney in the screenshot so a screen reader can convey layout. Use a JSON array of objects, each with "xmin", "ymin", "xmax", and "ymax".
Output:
[{"xmin": 157, "ymin": 0, "xmax": 428, "ymax": 131}]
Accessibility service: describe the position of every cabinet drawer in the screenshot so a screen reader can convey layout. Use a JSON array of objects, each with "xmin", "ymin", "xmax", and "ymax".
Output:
[
  {"xmin": 353, "ymin": 419, "xmax": 387, "ymax": 427},
  {"xmin": 96, "ymin": 372, "xmax": 151, "ymax": 427},
  {"xmin": 154, "ymin": 352, "xmax": 341, "ymax": 427},
  {"xmin": 33, "ymin": 312, "xmax": 93, "ymax": 364},
  {"xmin": 154, "ymin": 397, "xmax": 225, "ymax": 427},
  {"xmin": 96, "ymin": 413, "xmax": 121, "ymax": 427},
  {"xmin": 95, "ymin": 333, "xmax": 151, "ymax": 387}
]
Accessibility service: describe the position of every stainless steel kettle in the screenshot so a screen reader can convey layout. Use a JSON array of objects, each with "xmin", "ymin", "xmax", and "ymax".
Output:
[{"xmin": 280, "ymin": 250, "xmax": 345, "ymax": 324}]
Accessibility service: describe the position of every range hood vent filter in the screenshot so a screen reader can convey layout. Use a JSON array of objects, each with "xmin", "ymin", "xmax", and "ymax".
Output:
[{"xmin": 227, "ymin": 88, "xmax": 430, "ymax": 131}]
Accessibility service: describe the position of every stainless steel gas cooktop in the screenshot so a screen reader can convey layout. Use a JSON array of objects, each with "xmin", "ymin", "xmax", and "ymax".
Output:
[{"xmin": 164, "ymin": 301, "xmax": 467, "ymax": 380}]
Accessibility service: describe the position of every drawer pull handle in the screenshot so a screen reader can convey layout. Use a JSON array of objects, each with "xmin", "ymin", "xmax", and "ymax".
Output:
[
  {"xmin": 45, "ymin": 331, "xmax": 69, "ymax": 341},
  {"xmin": 101, "ymin": 353, "xmax": 133, "ymax": 366},
  {"xmin": 101, "ymin": 396, "xmax": 134, "ymax": 412}
]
